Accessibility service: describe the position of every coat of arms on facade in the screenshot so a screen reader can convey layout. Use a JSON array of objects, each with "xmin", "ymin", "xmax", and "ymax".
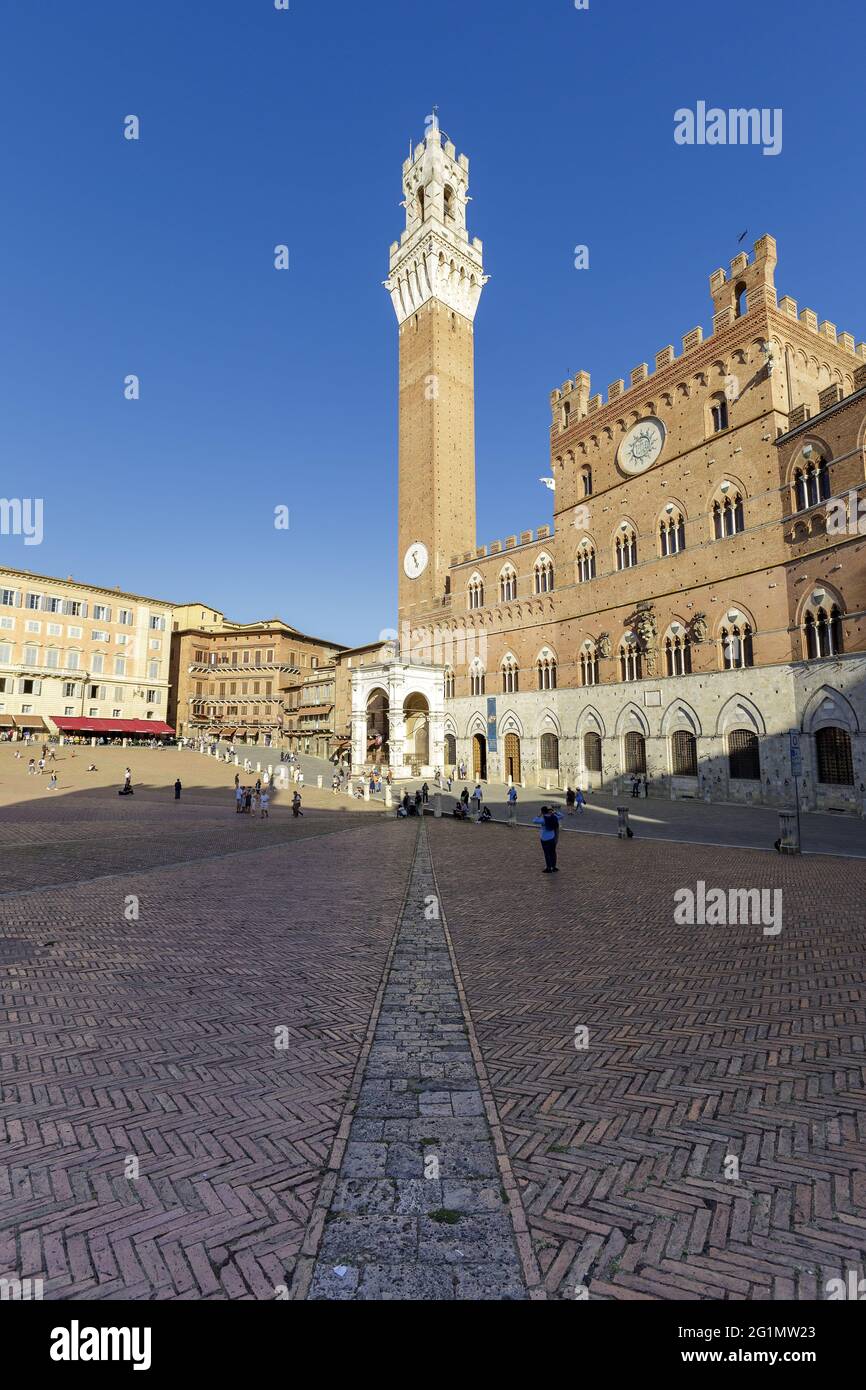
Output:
[{"xmin": 689, "ymin": 612, "xmax": 709, "ymax": 643}]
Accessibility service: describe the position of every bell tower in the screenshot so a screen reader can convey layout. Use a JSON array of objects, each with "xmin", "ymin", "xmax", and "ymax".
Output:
[{"xmin": 385, "ymin": 115, "xmax": 486, "ymax": 625}]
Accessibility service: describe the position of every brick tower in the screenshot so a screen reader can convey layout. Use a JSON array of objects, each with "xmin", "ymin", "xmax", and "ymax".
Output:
[{"xmin": 385, "ymin": 115, "xmax": 486, "ymax": 626}]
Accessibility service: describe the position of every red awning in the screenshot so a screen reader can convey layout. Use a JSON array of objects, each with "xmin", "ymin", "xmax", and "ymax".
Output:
[{"xmin": 51, "ymin": 717, "xmax": 175, "ymax": 735}]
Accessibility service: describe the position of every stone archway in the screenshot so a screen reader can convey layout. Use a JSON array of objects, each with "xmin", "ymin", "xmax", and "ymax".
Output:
[
  {"xmin": 366, "ymin": 687, "xmax": 390, "ymax": 765},
  {"xmin": 472, "ymin": 733, "xmax": 487, "ymax": 780},
  {"xmin": 403, "ymin": 692, "xmax": 430, "ymax": 768},
  {"xmin": 504, "ymin": 732, "xmax": 521, "ymax": 783}
]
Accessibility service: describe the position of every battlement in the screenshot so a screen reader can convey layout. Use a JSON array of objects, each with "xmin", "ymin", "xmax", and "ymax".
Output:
[
  {"xmin": 449, "ymin": 524, "xmax": 554, "ymax": 570},
  {"xmin": 549, "ymin": 234, "xmax": 865, "ymax": 428}
]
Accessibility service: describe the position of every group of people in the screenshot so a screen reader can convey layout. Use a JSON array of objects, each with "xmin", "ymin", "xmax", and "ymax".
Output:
[
  {"xmin": 630, "ymin": 775, "xmax": 650, "ymax": 798},
  {"xmin": 25, "ymin": 754, "xmax": 58, "ymax": 790},
  {"xmin": 233, "ymin": 772, "xmax": 302, "ymax": 818},
  {"xmin": 235, "ymin": 781, "xmax": 270, "ymax": 818}
]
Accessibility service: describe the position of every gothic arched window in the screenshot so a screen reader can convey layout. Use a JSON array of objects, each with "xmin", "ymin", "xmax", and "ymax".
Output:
[
  {"xmin": 793, "ymin": 457, "xmax": 830, "ymax": 511},
  {"xmin": 536, "ymin": 650, "xmax": 557, "ymax": 690},
  {"xmin": 659, "ymin": 510, "xmax": 686, "ymax": 556},
  {"xmin": 577, "ymin": 541, "xmax": 596, "ymax": 583},
  {"xmin": 804, "ymin": 604, "xmax": 843, "ymax": 658},
  {"xmin": 620, "ymin": 640, "xmax": 642, "ymax": 682},
  {"xmin": 500, "ymin": 654, "xmax": 519, "ymax": 694},
  {"xmin": 664, "ymin": 632, "xmax": 692, "ymax": 676},
  {"xmin": 467, "ymin": 574, "xmax": 484, "ymax": 610},
  {"xmin": 815, "ymin": 727, "xmax": 854, "ymax": 785},
  {"xmin": 720, "ymin": 623, "xmax": 754, "ymax": 669},
  {"xmin": 499, "ymin": 566, "xmax": 517, "ymax": 602},
  {"xmin": 580, "ymin": 643, "xmax": 599, "ymax": 686},
  {"xmin": 615, "ymin": 525, "xmax": 638, "ymax": 570},
  {"xmin": 534, "ymin": 555, "xmax": 554, "ymax": 594},
  {"xmin": 712, "ymin": 488, "xmax": 745, "ymax": 539}
]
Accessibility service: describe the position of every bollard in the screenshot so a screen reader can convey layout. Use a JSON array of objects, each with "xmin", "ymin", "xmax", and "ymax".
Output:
[
  {"xmin": 234, "ymin": 755, "xmax": 239, "ymax": 766},
  {"xmin": 434, "ymin": 792, "xmax": 441, "ymax": 818},
  {"xmin": 778, "ymin": 810, "xmax": 801, "ymax": 854},
  {"xmin": 384, "ymin": 785, "xmax": 393, "ymax": 809},
  {"xmin": 363, "ymin": 784, "xmax": 370, "ymax": 801},
  {"xmin": 616, "ymin": 806, "xmax": 630, "ymax": 839},
  {"xmin": 256, "ymin": 761, "xmax": 261, "ymax": 773},
  {"xmin": 317, "ymin": 775, "xmax": 323, "ymax": 789}
]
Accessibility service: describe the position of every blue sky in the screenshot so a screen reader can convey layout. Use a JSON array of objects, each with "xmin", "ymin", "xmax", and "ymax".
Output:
[{"xmin": 1, "ymin": 0, "xmax": 863, "ymax": 646}]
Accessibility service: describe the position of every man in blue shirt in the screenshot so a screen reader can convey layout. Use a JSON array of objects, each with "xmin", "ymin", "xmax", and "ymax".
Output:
[{"xmin": 532, "ymin": 805, "xmax": 562, "ymax": 872}]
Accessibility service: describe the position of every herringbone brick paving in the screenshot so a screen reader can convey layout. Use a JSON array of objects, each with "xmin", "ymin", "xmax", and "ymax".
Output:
[
  {"xmin": 427, "ymin": 819, "xmax": 866, "ymax": 1300},
  {"xmin": 0, "ymin": 815, "xmax": 413, "ymax": 1299}
]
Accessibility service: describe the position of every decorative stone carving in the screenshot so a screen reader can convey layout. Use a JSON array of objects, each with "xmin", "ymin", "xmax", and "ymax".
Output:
[
  {"xmin": 595, "ymin": 632, "xmax": 612, "ymax": 659},
  {"xmin": 690, "ymin": 612, "xmax": 709, "ymax": 643}
]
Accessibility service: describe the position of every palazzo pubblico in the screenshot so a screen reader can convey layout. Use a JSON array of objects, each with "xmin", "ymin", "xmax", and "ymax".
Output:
[{"xmin": 349, "ymin": 118, "xmax": 866, "ymax": 813}]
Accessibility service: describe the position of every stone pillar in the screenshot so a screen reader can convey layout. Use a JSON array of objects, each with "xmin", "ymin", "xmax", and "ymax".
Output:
[
  {"xmin": 317, "ymin": 774, "xmax": 322, "ymax": 788},
  {"xmin": 434, "ymin": 793, "xmax": 442, "ymax": 818},
  {"xmin": 363, "ymin": 783, "xmax": 370, "ymax": 801},
  {"xmin": 778, "ymin": 810, "xmax": 801, "ymax": 854},
  {"xmin": 617, "ymin": 806, "xmax": 631, "ymax": 838},
  {"xmin": 384, "ymin": 785, "xmax": 393, "ymax": 809}
]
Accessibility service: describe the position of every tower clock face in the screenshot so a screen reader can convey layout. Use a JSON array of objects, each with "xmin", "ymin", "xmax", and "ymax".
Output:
[
  {"xmin": 403, "ymin": 541, "xmax": 429, "ymax": 579},
  {"xmin": 617, "ymin": 417, "xmax": 666, "ymax": 475}
]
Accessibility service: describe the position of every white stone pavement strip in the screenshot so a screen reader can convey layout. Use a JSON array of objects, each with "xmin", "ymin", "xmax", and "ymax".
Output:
[{"xmin": 305, "ymin": 823, "xmax": 529, "ymax": 1300}]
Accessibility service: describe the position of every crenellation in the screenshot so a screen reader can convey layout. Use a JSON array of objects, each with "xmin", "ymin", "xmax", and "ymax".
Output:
[
  {"xmin": 820, "ymin": 320, "xmax": 837, "ymax": 344},
  {"xmin": 799, "ymin": 308, "xmax": 818, "ymax": 331},
  {"xmin": 682, "ymin": 327, "xmax": 703, "ymax": 353},
  {"xmin": 630, "ymin": 363, "xmax": 649, "ymax": 387},
  {"xmin": 779, "ymin": 295, "xmax": 797, "ymax": 318},
  {"xmin": 655, "ymin": 346, "xmax": 675, "ymax": 370}
]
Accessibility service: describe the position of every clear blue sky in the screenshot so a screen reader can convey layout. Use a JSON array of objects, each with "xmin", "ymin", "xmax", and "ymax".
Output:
[{"xmin": 1, "ymin": 0, "xmax": 863, "ymax": 646}]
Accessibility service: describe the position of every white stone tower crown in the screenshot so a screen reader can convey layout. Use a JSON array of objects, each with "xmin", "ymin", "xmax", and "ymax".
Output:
[{"xmin": 384, "ymin": 114, "xmax": 486, "ymax": 324}]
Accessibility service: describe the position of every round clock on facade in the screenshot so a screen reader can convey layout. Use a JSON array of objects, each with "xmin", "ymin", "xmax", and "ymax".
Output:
[
  {"xmin": 403, "ymin": 541, "xmax": 429, "ymax": 579},
  {"xmin": 617, "ymin": 417, "xmax": 666, "ymax": 475}
]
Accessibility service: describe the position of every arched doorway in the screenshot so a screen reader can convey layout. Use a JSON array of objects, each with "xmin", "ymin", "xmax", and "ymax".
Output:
[
  {"xmin": 366, "ymin": 688, "xmax": 389, "ymax": 765},
  {"xmin": 444, "ymin": 732, "xmax": 457, "ymax": 767},
  {"xmin": 472, "ymin": 733, "xmax": 487, "ymax": 780},
  {"xmin": 403, "ymin": 692, "xmax": 429, "ymax": 768},
  {"xmin": 504, "ymin": 732, "xmax": 521, "ymax": 783},
  {"xmin": 624, "ymin": 730, "xmax": 646, "ymax": 774},
  {"xmin": 540, "ymin": 733, "xmax": 559, "ymax": 775}
]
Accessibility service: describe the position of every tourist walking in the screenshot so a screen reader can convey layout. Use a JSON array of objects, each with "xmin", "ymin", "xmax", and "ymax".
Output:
[
  {"xmin": 421, "ymin": 781, "xmax": 429, "ymax": 804},
  {"xmin": 460, "ymin": 785, "xmax": 469, "ymax": 808},
  {"xmin": 260, "ymin": 790, "xmax": 269, "ymax": 819},
  {"xmin": 47, "ymin": 772, "xmax": 58, "ymax": 791},
  {"xmin": 235, "ymin": 785, "xmax": 244, "ymax": 813},
  {"xmin": 244, "ymin": 787, "xmax": 253, "ymax": 814},
  {"xmin": 565, "ymin": 786, "xmax": 576, "ymax": 815},
  {"xmin": 575, "ymin": 787, "xmax": 586, "ymax": 814},
  {"xmin": 174, "ymin": 779, "xmax": 182, "ymax": 800},
  {"xmin": 631, "ymin": 775, "xmax": 640, "ymax": 798},
  {"xmin": 471, "ymin": 783, "xmax": 483, "ymax": 814},
  {"xmin": 292, "ymin": 791, "xmax": 303, "ymax": 817},
  {"xmin": 532, "ymin": 805, "xmax": 563, "ymax": 872},
  {"xmin": 507, "ymin": 783, "xmax": 518, "ymax": 826}
]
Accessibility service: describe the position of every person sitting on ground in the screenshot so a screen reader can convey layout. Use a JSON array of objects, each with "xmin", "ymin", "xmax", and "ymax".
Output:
[{"xmin": 477, "ymin": 805, "xmax": 492, "ymax": 822}]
